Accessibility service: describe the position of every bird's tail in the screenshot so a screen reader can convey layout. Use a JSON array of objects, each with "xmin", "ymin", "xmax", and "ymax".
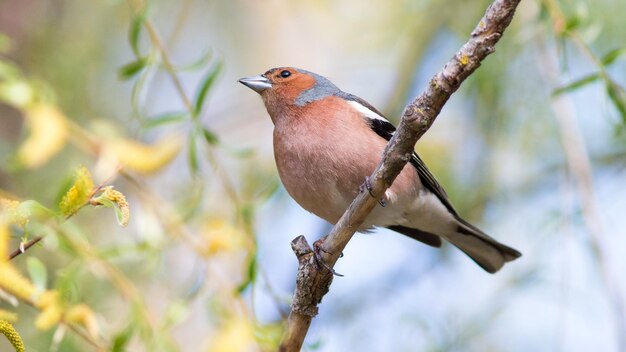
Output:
[{"xmin": 444, "ymin": 217, "xmax": 521, "ymax": 273}]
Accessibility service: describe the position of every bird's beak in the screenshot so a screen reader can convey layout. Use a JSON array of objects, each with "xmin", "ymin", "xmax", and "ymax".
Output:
[{"xmin": 238, "ymin": 75, "xmax": 272, "ymax": 93}]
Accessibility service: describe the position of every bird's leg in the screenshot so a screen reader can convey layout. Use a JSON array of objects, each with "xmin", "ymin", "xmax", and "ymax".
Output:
[
  {"xmin": 313, "ymin": 236, "xmax": 344, "ymax": 277},
  {"xmin": 359, "ymin": 176, "xmax": 388, "ymax": 207}
]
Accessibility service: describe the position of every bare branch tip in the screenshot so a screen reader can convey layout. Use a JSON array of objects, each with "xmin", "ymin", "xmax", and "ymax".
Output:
[{"xmin": 291, "ymin": 235, "xmax": 313, "ymax": 258}]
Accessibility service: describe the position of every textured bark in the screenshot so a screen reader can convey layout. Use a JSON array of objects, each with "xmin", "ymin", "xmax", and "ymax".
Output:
[{"xmin": 279, "ymin": 1, "xmax": 522, "ymax": 350}]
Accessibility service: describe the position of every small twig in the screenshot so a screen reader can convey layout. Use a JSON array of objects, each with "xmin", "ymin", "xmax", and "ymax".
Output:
[
  {"xmin": 8, "ymin": 167, "xmax": 123, "ymax": 261},
  {"xmin": 279, "ymin": 0, "xmax": 522, "ymax": 350},
  {"xmin": 8, "ymin": 236, "xmax": 43, "ymax": 260}
]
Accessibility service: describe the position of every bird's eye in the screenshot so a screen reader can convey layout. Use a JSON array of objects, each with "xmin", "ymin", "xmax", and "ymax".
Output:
[{"xmin": 279, "ymin": 70, "xmax": 291, "ymax": 78}]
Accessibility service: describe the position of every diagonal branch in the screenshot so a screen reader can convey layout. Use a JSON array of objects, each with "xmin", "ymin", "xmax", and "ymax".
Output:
[{"xmin": 279, "ymin": 0, "xmax": 522, "ymax": 350}]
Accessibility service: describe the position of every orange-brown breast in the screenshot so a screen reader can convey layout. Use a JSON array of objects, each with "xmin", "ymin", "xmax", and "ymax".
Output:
[{"xmin": 272, "ymin": 96, "xmax": 421, "ymax": 226}]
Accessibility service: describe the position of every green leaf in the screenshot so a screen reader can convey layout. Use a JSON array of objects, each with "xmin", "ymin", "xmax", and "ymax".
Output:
[
  {"xmin": 552, "ymin": 73, "xmax": 600, "ymax": 96},
  {"xmin": 601, "ymin": 48, "xmax": 626, "ymax": 66},
  {"xmin": 187, "ymin": 137, "xmax": 199, "ymax": 175},
  {"xmin": 175, "ymin": 50, "xmax": 212, "ymax": 71},
  {"xmin": 607, "ymin": 80, "xmax": 626, "ymax": 122},
  {"xmin": 202, "ymin": 127, "xmax": 219, "ymax": 146},
  {"xmin": 564, "ymin": 15, "xmax": 581, "ymax": 33},
  {"xmin": 224, "ymin": 146, "xmax": 255, "ymax": 159},
  {"xmin": 193, "ymin": 60, "xmax": 223, "ymax": 116},
  {"xmin": 112, "ymin": 205, "xmax": 127, "ymax": 227},
  {"xmin": 129, "ymin": 14, "xmax": 145, "ymax": 58},
  {"xmin": 96, "ymin": 196, "xmax": 127, "ymax": 227},
  {"xmin": 130, "ymin": 64, "xmax": 154, "ymax": 117},
  {"xmin": 91, "ymin": 188, "xmax": 130, "ymax": 227},
  {"xmin": 17, "ymin": 200, "xmax": 53, "ymax": 222},
  {"xmin": 142, "ymin": 112, "xmax": 188, "ymax": 129},
  {"xmin": 236, "ymin": 254, "xmax": 257, "ymax": 294},
  {"xmin": 27, "ymin": 257, "xmax": 47, "ymax": 292},
  {"xmin": 118, "ymin": 57, "xmax": 149, "ymax": 80},
  {"xmin": 56, "ymin": 264, "xmax": 80, "ymax": 303},
  {"xmin": 111, "ymin": 325, "xmax": 135, "ymax": 352}
]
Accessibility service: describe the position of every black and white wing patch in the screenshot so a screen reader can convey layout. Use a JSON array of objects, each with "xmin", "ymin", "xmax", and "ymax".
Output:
[{"xmin": 347, "ymin": 97, "xmax": 458, "ymax": 216}]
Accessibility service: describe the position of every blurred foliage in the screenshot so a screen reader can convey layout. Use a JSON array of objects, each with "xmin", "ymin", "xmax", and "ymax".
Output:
[{"xmin": 0, "ymin": 0, "xmax": 625, "ymax": 351}]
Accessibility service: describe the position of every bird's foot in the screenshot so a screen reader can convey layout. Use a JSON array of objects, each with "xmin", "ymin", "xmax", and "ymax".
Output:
[
  {"xmin": 359, "ymin": 176, "xmax": 388, "ymax": 207},
  {"xmin": 313, "ymin": 237, "xmax": 344, "ymax": 277}
]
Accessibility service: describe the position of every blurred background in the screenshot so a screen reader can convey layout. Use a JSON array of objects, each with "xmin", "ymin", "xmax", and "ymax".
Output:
[{"xmin": 1, "ymin": 0, "xmax": 626, "ymax": 351}]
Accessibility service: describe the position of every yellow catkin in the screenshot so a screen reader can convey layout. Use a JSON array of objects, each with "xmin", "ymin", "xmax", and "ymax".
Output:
[
  {"xmin": 0, "ymin": 222, "xmax": 8, "ymax": 262},
  {"xmin": 0, "ymin": 310, "xmax": 17, "ymax": 323},
  {"xmin": 17, "ymin": 104, "xmax": 68, "ymax": 169},
  {"xmin": 101, "ymin": 188, "xmax": 130, "ymax": 227},
  {"xmin": 34, "ymin": 291, "xmax": 63, "ymax": 330},
  {"xmin": 201, "ymin": 219, "xmax": 246, "ymax": 256},
  {"xmin": 208, "ymin": 317, "xmax": 256, "ymax": 352},
  {"xmin": 59, "ymin": 166, "xmax": 95, "ymax": 217},
  {"xmin": 107, "ymin": 135, "xmax": 182, "ymax": 174},
  {"xmin": 0, "ymin": 264, "xmax": 35, "ymax": 301},
  {"xmin": 0, "ymin": 320, "xmax": 25, "ymax": 352},
  {"xmin": 66, "ymin": 304, "xmax": 99, "ymax": 338},
  {"xmin": 0, "ymin": 199, "xmax": 28, "ymax": 228}
]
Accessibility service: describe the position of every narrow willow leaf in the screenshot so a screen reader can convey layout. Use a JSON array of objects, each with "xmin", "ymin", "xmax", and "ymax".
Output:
[
  {"xmin": 188, "ymin": 137, "xmax": 199, "ymax": 175},
  {"xmin": 130, "ymin": 64, "xmax": 155, "ymax": 118},
  {"xmin": 26, "ymin": 257, "xmax": 47, "ymax": 292},
  {"xmin": 564, "ymin": 15, "xmax": 581, "ymax": 33},
  {"xmin": 193, "ymin": 60, "xmax": 223, "ymax": 116},
  {"xmin": 607, "ymin": 80, "xmax": 626, "ymax": 122},
  {"xmin": 118, "ymin": 58, "xmax": 148, "ymax": 80},
  {"xmin": 143, "ymin": 112, "xmax": 188, "ymax": 129},
  {"xmin": 552, "ymin": 73, "xmax": 600, "ymax": 96},
  {"xmin": 202, "ymin": 127, "xmax": 219, "ymax": 146},
  {"xmin": 601, "ymin": 47, "xmax": 626, "ymax": 66},
  {"xmin": 129, "ymin": 14, "xmax": 145, "ymax": 58},
  {"xmin": 17, "ymin": 200, "xmax": 54, "ymax": 222},
  {"xmin": 111, "ymin": 325, "xmax": 134, "ymax": 352},
  {"xmin": 224, "ymin": 146, "xmax": 255, "ymax": 159},
  {"xmin": 175, "ymin": 50, "xmax": 212, "ymax": 71},
  {"xmin": 236, "ymin": 255, "xmax": 257, "ymax": 294}
]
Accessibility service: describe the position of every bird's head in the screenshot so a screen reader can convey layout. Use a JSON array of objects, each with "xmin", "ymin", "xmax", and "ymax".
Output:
[{"xmin": 239, "ymin": 67, "xmax": 343, "ymax": 119}]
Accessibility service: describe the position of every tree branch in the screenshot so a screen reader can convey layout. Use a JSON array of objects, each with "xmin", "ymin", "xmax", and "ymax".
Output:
[
  {"xmin": 8, "ymin": 236, "xmax": 43, "ymax": 260},
  {"xmin": 279, "ymin": 0, "xmax": 522, "ymax": 350}
]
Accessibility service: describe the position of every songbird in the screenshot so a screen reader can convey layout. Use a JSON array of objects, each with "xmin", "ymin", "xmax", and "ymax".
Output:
[{"xmin": 239, "ymin": 67, "xmax": 521, "ymax": 273}]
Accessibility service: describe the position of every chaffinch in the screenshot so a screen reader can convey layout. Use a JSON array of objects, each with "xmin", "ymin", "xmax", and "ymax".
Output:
[{"xmin": 239, "ymin": 67, "xmax": 521, "ymax": 273}]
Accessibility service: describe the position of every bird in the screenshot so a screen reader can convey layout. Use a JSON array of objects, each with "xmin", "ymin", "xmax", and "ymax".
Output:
[{"xmin": 239, "ymin": 67, "xmax": 521, "ymax": 273}]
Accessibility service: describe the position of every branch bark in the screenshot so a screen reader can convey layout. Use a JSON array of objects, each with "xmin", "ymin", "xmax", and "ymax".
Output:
[
  {"xmin": 279, "ymin": 1, "xmax": 522, "ymax": 350},
  {"xmin": 8, "ymin": 236, "xmax": 43, "ymax": 260}
]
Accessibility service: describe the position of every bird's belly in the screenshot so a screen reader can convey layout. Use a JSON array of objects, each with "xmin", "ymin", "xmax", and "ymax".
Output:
[
  {"xmin": 276, "ymin": 160, "xmax": 350, "ymax": 224},
  {"xmin": 277, "ymin": 159, "xmax": 413, "ymax": 230}
]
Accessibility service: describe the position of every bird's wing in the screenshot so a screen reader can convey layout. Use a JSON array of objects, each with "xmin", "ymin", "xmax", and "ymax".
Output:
[{"xmin": 344, "ymin": 95, "xmax": 458, "ymax": 216}]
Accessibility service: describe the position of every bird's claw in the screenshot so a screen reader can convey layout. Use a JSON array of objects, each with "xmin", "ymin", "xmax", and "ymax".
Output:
[
  {"xmin": 359, "ymin": 176, "xmax": 388, "ymax": 207},
  {"xmin": 313, "ymin": 238, "xmax": 344, "ymax": 277}
]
